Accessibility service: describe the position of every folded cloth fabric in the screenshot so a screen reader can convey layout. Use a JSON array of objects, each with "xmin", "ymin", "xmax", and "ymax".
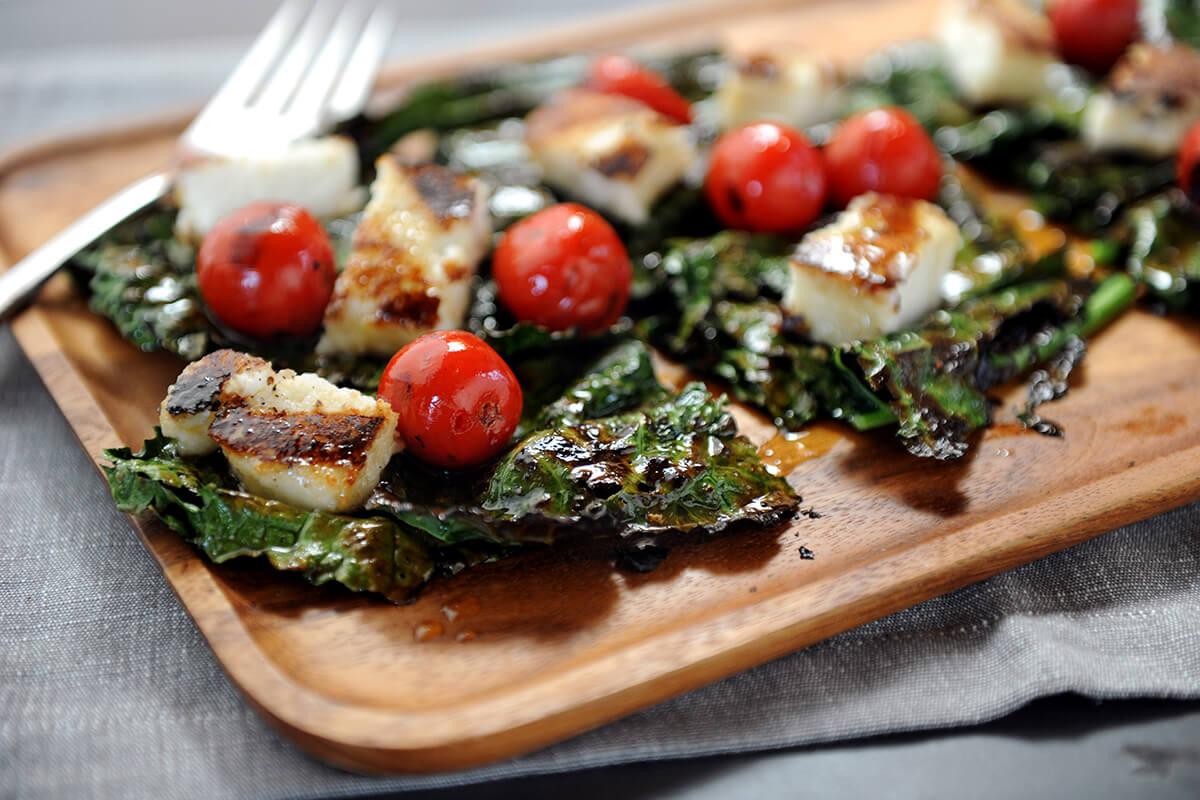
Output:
[{"xmin": 2, "ymin": 326, "xmax": 1198, "ymax": 800}]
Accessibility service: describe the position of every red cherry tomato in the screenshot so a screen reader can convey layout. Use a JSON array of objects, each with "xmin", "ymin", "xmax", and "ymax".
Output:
[
  {"xmin": 196, "ymin": 202, "xmax": 336, "ymax": 339},
  {"xmin": 1179, "ymin": 121, "xmax": 1200, "ymax": 204},
  {"xmin": 1048, "ymin": 0, "xmax": 1139, "ymax": 74},
  {"xmin": 492, "ymin": 203, "xmax": 632, "ymax": 333},
  {"xmin": 586, "ymin": 54, "xmax": 693, "ymax": 124},
  {"xmin": 378, "ymin": 331, "xmax": 523, "ymax": 469},
  {"xmin": 704, "ymin": 122, "xmax": 827, "ymax": 233},
  {"xmin": 824, "ymin": 107, "xmax": 943, "ymax": 208}
]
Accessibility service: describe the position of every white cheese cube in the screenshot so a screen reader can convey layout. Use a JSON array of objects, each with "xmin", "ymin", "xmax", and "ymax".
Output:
[
  {"xmin": 173, "ymin": 136, "xmax": 364, "ymax": 241},
  {"xmin": 1082, "ymin": 44, "xmax": 1200, "ymax": 158},
  {"xmin": 715, "ymin": 52, "xmax": 842, "ymax": 130},
  {"xmin": 525, "ymin": 88, "xmax": 696, "ymax": 225},
  {"xmin": 783, "ymin": 193, "xmax": 961, "ymax": 345},
  {"xmin": 936, "ymin": 0, "xmax": 1057, "ymax": 107},
  {"xmin": 317, "ymin": 158, "xmax": 492, "ymax": 358}
]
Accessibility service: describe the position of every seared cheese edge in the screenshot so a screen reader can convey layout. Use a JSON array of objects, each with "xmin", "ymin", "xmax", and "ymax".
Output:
[
  {"xmin": 159, "ymin": 350, "xmax": 399, "ymax": 512},
  {"xmin": 317, "ymin": 158, "xmax": 492, "ymax": 358},
  {"xmin": 526, "ymin": 89, "xmax": 696, "ymax": 225},
  {"xmin": 783, "ymin": 193, "xmax": 960, "ymax": 346},
  {"xmin": 1082, "ymin": 44, "xmax": 1200, "ymax": 157},
  {"xmin": 715, "ymin": 52, "xmax": 842, "ymax": 130}
]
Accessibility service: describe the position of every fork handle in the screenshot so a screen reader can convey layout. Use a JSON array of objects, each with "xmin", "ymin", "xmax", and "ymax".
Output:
[{"xmin": 0, "ymin": 171, "xmax": 173, "ymax": 322}]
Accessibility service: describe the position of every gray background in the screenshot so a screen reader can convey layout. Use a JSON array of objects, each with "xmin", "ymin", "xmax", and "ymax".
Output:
[{"xmin": 2, "ymin": 1, "xmax": 1199, "ymax": 798}]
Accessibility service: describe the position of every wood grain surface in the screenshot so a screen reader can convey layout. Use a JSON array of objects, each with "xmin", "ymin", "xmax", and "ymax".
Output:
[{"xmin": 2, "ymin": 0, "xmax": 1198, "ymax": 774}]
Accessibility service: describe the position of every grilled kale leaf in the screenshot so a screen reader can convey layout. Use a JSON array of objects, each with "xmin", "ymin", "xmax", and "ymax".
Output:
[
  {"xmin": 636, "ymin": 232, "xmax": 840, "ymax": 429},
  {"xmin": 74, "ymin": 205, "xmax": 379, "ymax": 385},
  {"xmin": 104, "ymin": 432, "xmax": 435, "ymax": 601},
  {"xmin": 108, "ymin": 333, "xmax": 796, "ymax": 584},
  {"xmin": 851, "ymin": 275, "xmax": 1134, "ymax": 458},
  {"xmin": 370, "ymin": 381, "xmax": 798, "ymax": 546},
  {"xmin": 369, "ymin": 335, "xmax": 796, "ymax": 545},
  {"xmin": 73, "ymin": 206, "xmax": 215, "ymax": 361},
  {"xmin": 1159, "ymin": 0, "xmax": 1200, "ymax": 47},
  {"xmin": 939, "ymin": 172, "xmax": 1069, "ymax": 302},
  {"xmin": 1120, "ymin": 192, "xmax": 1200, "ymax": 312},
  {"xmin": 843, "ymin": 44, "xmax": 973, "ymax": 131},
  {"xmin": 982, "ymin": 142, "xmax": 1176, "ymax": 233}
]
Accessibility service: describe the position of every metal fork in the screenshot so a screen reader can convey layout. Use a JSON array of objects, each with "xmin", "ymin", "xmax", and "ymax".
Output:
[{"xmin": 0, "ymin": 0, "xmax": 396, "ymax": 321}]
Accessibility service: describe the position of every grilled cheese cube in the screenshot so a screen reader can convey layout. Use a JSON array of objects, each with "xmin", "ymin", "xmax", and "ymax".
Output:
[
  {"xmin": 159, "ymin": 350, "xmax": 399, "ymax": 512},
  {"xmin": 317, "ymin": 158, "xmax": 492, "ymax": 358},
  {"xmin": 715, "ymin": 52, "xmax": 842, "ymax": 130},
  {"xmin": 1082, "ymin": 44, "xmax": 1200, "ymax": 158},
  {"xmin": 173, "ymin": 136, "xmax": 363, "ymax": 241},
  {"xmin": 783, "ymin": 193, "xmax": 960, "ymax": 345},
  {"xmin": 936, "ymin": 0, "xmax": 1056, "ymax": 107},
  {"xmin": 525, "ymin": 89, "xmax": 696, "ymax": 225}
]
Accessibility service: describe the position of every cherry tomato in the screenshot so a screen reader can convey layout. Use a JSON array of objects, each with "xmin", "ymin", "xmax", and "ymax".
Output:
[
  {"xmin": 586, "ymin": 54, "xmax": 693, "ymax": 124},
  {"xmin": 1048, "ymin": 0, "xmax": 1139, "ymax": 74},
  {"xmin": 196, "ymin": 202, "xmax": 336, "ymax": 339},
  {"xmin": 1179, "ymin": 121, "xmax": 1200, "ymax": 204},
  {"xmin": 823, "ymin": 107, "xmax": 944, "ymax": 207},
  {"xmin": 378, "ymin": 331, "xmax": 523, "ymax": 469},
  {"xmin": 704, "ymin": 122, "xmax": 827, "ymax": 233},
  {"xmin": 492, "ymin": 203, "xmax": 632, "ymax": 333}
]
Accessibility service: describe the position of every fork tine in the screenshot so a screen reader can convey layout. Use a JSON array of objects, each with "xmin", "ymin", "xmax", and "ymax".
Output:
[
  {"xmin": 256, "ymin": 0, "xmax": 341, "ymax": 115},
  {"xmin": 197, "ymin": 1, "xmax": 308, "ymax": 120},
  {"xmin": 285, "ymin": 1, "xmax": 370, "ymax": 125},
  {"xmin": 325, "ymin": 2, "xmax": 397, "ymax": 122}
]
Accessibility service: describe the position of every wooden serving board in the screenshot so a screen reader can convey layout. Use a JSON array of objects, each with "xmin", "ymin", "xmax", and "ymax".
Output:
[{"xmin": 3, "ymin": 0, "xmax": 1199, "ymax": 774}]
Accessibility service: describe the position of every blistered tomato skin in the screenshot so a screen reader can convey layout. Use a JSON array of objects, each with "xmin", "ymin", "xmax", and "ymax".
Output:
[
  {"xmin": 1049, "ymin": 0, "xmax": 1139, "ymax": 74},
  {"xmin": 1179, "ymin": 122, "xmax": 1200, "ymax": 205},
  {"xmin": 196, "ymin": 202, "xmax": 336, "ymax": 339},
  {"xmin": 824, "ymin": 107, "xmax": 943, "ymax": 207},
  {"xmin": 586, "ymin": 54, "xmax": 693, "ymax": 124},
  {"xmin": 492, "ymin": 203, "xmax": 633, "ymax": 333},
  {"xmin": 378, "ymin": 331, "xmax": 523, "ymax": 469},
  {"xmin": 704, "ymin": 122, "xmax": 827, "ymax": 234}
]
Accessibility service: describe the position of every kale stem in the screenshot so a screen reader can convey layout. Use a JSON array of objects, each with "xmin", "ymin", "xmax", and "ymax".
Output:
[
  {"xmin": 1080, "ymin": 273, "xmax": 1137, "ymax": 338},
  {"xmin": 847, "ymin": 407, "xmax": 899, "ymax": 430}
]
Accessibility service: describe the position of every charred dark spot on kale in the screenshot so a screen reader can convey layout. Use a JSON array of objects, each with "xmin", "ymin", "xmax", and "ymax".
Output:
[
  {"xmin": 614, "ymin": 539, "xmax": 670, "ymax": 573},
  {"xmin": 368, "ymin": 383, "xmax": 797, "ymax": 547}
]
